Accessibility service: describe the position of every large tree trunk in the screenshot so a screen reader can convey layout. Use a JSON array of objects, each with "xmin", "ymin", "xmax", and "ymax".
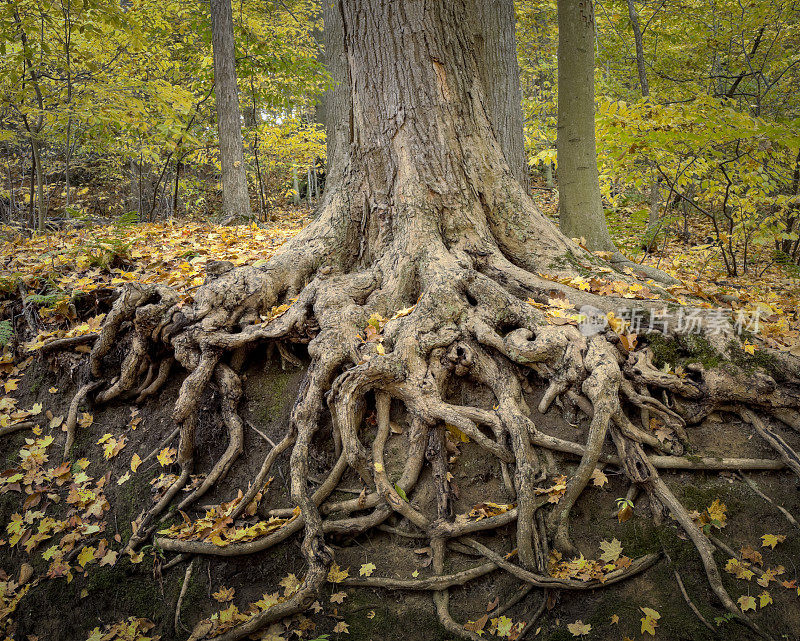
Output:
[
  {"xmin": 210, "ymin": 0, "xmax": 252, "ymax": 222},
  {"xmin": 78, "ymin": 3, "xmax": 800, "ymax": 640},
  {"xmin": 471, "ymin": 0, "xmax": 529, "ymax": 190},
  {"xmin": 556, "ymin": 0, "xmax": 615, "ymax": 252},
  {"xmin": 323, "ymin": 0, "xmax": 529, "ymax": 191}
]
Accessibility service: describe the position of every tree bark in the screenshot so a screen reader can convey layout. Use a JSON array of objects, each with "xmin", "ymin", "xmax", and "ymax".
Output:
[
  {"xmin": 556, "ymin": 0, "xmax": 615, "ymax": 251},
  {"xmin": 626, "ymin": 0, "xmax": 650, "ymax": 97},
  {"xmin": 323, "ymin": 0, "xmax": 529, "ymax": 191},
  {"xmin": 471, "ymin": 0, "xmax": 529, "ymax": 190},
  {"xmin": 210, "ymin": 0, "xmax": 252, "ymax": 222}
]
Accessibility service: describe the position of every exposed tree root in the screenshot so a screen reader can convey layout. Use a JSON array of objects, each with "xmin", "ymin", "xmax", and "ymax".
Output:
[
  {"xmin": 58, "ymin": 157, "xmax": 800, "ymax": 640},
  {"xmin": 738, "ymin": 473, "xmax": 800, "ymax": 530},
  {"xmin": 673, "ymin": 566, "xmax": 716, "ymax": 634}
]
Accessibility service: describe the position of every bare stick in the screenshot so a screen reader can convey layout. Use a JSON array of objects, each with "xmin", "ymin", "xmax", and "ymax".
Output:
[{"xmin": 174, "ymin": 559, "xmax": 195, "ymax": 634}]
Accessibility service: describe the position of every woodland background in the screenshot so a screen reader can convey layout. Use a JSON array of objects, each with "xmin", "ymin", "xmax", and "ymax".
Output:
[{"xmin": 1, "ymin": 2, "xmax": 800, "ymax": 641}]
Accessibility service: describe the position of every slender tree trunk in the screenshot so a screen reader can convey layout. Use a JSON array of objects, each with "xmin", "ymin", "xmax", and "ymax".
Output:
[
  {"xmin": 292, "ymin": 166, "xmax": 300, "ymax": 206},
  {"xmin": 626, "ymin": 0, "xmax": 650, "ymax": 97},
  {"xmin": 28, "ymin": 147, "xmax": 36, "ymax": 226},
  {"xmin": 556, "ymin": 0, "xmax": 615, "ymax": 251},
  {"xmin": 30, "ymin": 135, "xmax": 45, "ymax": 229},
  {"xmin": 210, "ymin": 0, "xmax": 252, "ymax": 222},
  {"xmin": 63, "ymin": 0, "xmax": 73, "ymax": 211}
]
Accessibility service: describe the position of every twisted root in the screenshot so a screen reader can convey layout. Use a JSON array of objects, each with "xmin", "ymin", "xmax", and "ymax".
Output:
[{"xmin": 60, "ymin": 219, "xmax": 800, "ymax": 641}]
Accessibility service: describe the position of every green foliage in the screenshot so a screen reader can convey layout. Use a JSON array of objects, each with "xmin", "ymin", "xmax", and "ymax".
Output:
[
  {"xmin": 517, "ymin": 0, "xmax": 800, "ymax": 275},
  {"xmin": 0, "ymin": 0, "xmax": 328, "ymax": 220},
  {"xmin": 0, "ymin": 320, "xmax": 13, "ymax": 347}
]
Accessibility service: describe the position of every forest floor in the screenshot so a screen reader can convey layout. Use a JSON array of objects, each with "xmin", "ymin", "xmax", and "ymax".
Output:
[{"xmin": 0, "ymin": 198, "xmax": 799, "ymax": 641}]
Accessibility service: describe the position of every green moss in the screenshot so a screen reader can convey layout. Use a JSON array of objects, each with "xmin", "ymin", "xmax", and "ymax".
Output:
[
  {"xmin": 253, "ymin": 366, "xmax": 294, "ymax": 424},
  {"xmin": 727, "ymin": 339, "xmax": 780, "ymax": 376},
  {"xmin": 338, "ymin": 591, "xmax": 448, "ymax": 641},
  {"xmin": 646, "ymin": 333, "xmax": 725, "ymax": 370},
  {"xmin": 28, "ymin": 371, "xmax": 45, "ymax": 395}
]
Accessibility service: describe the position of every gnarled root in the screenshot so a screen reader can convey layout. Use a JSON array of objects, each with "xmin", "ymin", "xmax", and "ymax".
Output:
[{"xmin": 61, "ymin": 195, "xmax": 800, "ymax": 641}]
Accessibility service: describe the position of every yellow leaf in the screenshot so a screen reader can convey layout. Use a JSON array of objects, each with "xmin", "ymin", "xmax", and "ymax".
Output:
[
  {"xmin": 212, "ymin": 586, "xmax": 235, "ymax": 602},
  {"xmin": 157, "ymin": 447, "xmax": 177, "ymax": 467},
  {"xmin": 131, "ymin": 453, "xmax": 142, "ymax": 472},
  {"xmin": 327, "ymin": 564, "xmax": 349, "ymax": 583},
  {"xmin": 330, "ymin": 591, "xmax": 347, "ymax": 604},
  {"xmin": 759, "ymin": 591, "xmax": 772, "ymax": 608},
  {"xmin": 359, "ymin": 562, "xmax": 376, "ymax": 577},
  {"xmin": 567, "ymin": 620, "xmax": 592, "ymax": 637},
  {"xmin": 761, "ymin": 534, "xmax": 786, "ymax": 549},
  {"xmin": 333, "ymin": 621, "xmax": 349, "ymax": 634},
  {"xmin": 77, "ymin": 546, "xmax": 96, "ymax": 568},
  {"xmin": 738, "ymin": 595, "xmax": 757, "ymax": 612}
]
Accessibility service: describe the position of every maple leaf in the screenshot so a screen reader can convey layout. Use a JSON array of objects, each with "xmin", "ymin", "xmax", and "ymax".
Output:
[
  {"xmin": 212, "ymin": 586, "xmax": 235, "ymax": 602},
  {"xmin": 327, "ymin": 564, "xmax": 349, "ymax": 583},
  {"xmin": 77, "ymin": 546, "xmax": 96, "ymax": 568},
  {"xmin": 758, "ymin": 591, "xmax": 772, "ymax": 608},
  {"xmin": 4, "ymin": 378, "xmax": 19, "ymax": 393},
  {"xmin": 157, "ymin": 447, "xmax": 177, "ymax": 467},
  {"xmin": 495, "ymin": 615, "xmax": 513, "ymax": 637},
  {"xmin": 705, "ymin": 499, "xmax": 727, "ymax": 529},
  {"xmin": 78, "ymin": 412, "xmax": 93, "ymax": 428},
  {"xmin": 590, "ymin": 468, "xmax": 608, "ymax": 487},
  {"xmin": 740, "ymin": 545, "xmax": 763, "ymax": 566},
  {"xmin": 738, "ymin": 595, "xmax": 757, "ymax": 612},
  {"xmin": 117, "ymin": 471, "xmax": 131, "ymax": 486},
  {"xmin": 567, "ymin": 620, "xmax": 592, "ymax": 637},
  {"xmin": 534, "ymin": 475, "xmax": 567, "ymax": 503},
  {"xmin": 333, "ymin": 621, "xmax": 349, "ymax": 634},
  {"xmin": 599, "ymin": 539, "xmax": 623, "ymax": 563},
  {"xmin": 99, "ymin": 550, "xmax": 118, "ymax": 567},
  {"xmin": 330, "ymin": 591, "xmax": 347, "ymax": 604},
  {"xmin": 640, "ymin": 607, "xmax": 660, "ymax": 635},
  {"xmin": 279, "ymin": 573, "xmax": 301, "ymax": 595},
  {"xmin": 359, "ymin": 562, "xmax": 376, "ymax": 577},
  {"xmin": 761, "ymin": 534, "xmax": 786, "ymax": 549},
  {"xmin": 610, "ymin": 614, "xmax": 620, "ymax": 625}
]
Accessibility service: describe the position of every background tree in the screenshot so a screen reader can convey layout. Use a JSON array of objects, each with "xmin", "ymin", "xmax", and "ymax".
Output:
[
  {"xmin": 556, "ymin": 0, "xmax": 615, "ymax": 251},
  {"xmin": 210, "ymin": 0, "xmax": 252, "ymax": 222}
]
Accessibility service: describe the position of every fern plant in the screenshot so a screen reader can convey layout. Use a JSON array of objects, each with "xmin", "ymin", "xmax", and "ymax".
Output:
[{"xmin": 0, "ymin": 320, "xmax": 14, "ymax": 348}]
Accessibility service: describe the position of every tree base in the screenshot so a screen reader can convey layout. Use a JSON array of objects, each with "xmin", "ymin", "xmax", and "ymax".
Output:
[{"xmin": 55, "ymin": 195, "xmax": 800, "ymax": 640}]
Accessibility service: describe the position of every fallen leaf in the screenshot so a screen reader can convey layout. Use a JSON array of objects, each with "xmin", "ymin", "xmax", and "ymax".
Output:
[
  {"xmin": 761, "ymin": 534, "xmax": 786, "ymax": 549},
  {"xmin": 567, "ymin": 620, "xmax": 591, "ymax": 636},
  {"xmin": 212, "ymin": 586, "xmax": 235, "ymax": 602},
  {"xmin": 738, "ymin": 595, "xmax": 757, "ymax": 612},
  {"xmin": 599, "ymin": 539, "xmax": 623, "ymax": 563},
  {"xmin": 591, "ymin": 468, "xmax": 608, "ymax": 487}
]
